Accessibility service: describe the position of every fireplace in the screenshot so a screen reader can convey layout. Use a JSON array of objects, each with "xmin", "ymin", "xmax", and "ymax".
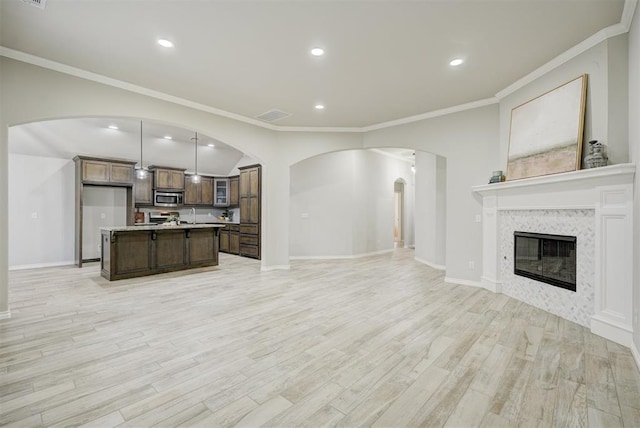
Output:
[{"xmin": 514, "ymin": 231, "xmax": 576, "ymax": 292}]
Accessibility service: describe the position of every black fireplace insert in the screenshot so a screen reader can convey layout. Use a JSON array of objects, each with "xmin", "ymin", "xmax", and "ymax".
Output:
[{"xmin": 514, "ymin": 231, "xmax": 577, "ymax": 292}]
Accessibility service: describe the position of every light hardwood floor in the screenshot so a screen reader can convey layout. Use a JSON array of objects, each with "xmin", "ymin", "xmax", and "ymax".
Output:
[{"xmin": 1, "ymin": 249, "xmax": 639, "ymax": 427}]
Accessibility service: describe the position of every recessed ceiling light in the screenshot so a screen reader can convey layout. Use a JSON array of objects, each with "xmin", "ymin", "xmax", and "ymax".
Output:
[
  {"xmin": 449, "ymin": 58, "xmax": 464, "ymax": 67},
  {"xmin": 315, "ymin": 104, "xmax": 325, "ymax": 110},
  {"xmin": 311, "ymin": 47, "xmax": 325, "ymax": 56},
  {"xmin": 108, "ymin": 125, "xmax": 119, "ymax": 130},
  {"xmin": 158, "ymin": 39, "xmax": 174, "ymax": 48},
  {"xmin": 163, "ymin": 135, "xmax": 172, "ymax": 140},
  {"xmin": 207, "ymin": 143, "xmax": 215, "ymax": 148}
]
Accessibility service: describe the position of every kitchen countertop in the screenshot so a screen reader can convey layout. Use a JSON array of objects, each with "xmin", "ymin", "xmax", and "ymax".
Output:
[{"xmin": 101, "ymin": 224, "xmax": 226, "ymax": 232}]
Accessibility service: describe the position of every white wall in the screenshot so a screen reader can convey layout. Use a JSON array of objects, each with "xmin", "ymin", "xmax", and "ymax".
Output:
[
  {"xmin": 414, "ymin": 151, "xmax": 447, "ymax": 268},
  {"xmin": 290, "ymin": 149, "xmax": 414, "ymax": 258},
  {"xmin": 499, "ymin": 35, "xmax": 629, "ymax": 170},
  {"xmin": 8, "ymin": 154, "xmax": 75, "ymax": 268},
  {"xmin": 82, "ymin": 186, "xmax": 127, "ymax": 260},
  {"xmin": 628, "ymin": 4, "xmax": 640, "ymax": 358}
]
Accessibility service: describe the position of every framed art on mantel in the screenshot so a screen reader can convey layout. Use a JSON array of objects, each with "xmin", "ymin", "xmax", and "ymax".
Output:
[{"xmin": 506, "ymin": 74, "xmax": 588, "ymax": 181}]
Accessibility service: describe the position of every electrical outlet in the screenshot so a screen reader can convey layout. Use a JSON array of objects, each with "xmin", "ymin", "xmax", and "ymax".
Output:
[
  {"xmin": 634, "ymin": 308, "xmax": 639, "ymax": 326},
  {"xmin": 468, "ymin": 261, "xmax": 475, "ymax": 269},
  {"xmin": 208, "ymin": 212, "xmax": 212, "ymax": 217},
  {"xmin": 31, "ymin": 212, "xmax": 37, "ymax": 219},
  {"xmin": 100, "ymin": 213, "xmax": 106, "ymax": 219},
  {"xmin": 301, "ymin": 213, "xmax": 309, "ymax": 219},
  {"xmin": 475, "ymin": 214, "xmax": 481, "ymax": 223}
]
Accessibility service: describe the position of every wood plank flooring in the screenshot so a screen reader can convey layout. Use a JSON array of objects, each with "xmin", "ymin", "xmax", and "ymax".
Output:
[{"xmin": 1, "ymin": 249, "xmax": 639, "ymax": 427}]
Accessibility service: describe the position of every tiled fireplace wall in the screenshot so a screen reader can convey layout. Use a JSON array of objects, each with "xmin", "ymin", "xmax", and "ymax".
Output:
[{"xmin": 499, "ymin": 209, "xmax": 595, "ymax": 327}]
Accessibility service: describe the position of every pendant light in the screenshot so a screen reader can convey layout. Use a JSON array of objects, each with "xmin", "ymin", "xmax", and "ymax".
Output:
[
  {"xmin": 137, "ymin": 120, "xmax": 147, "ymax": 179},
  {"xmin": 191, "ymin": 132, "xmax": 200, "ymax": 183}
]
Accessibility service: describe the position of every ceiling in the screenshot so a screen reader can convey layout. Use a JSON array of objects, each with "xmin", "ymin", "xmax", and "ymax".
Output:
[
  {"xmin": 0, "ymin": 0, "xmax": 626, "ymax": 128},
  {"xmin": 9, "ymin": 118, "xmax": 250, "ymax": 176}
]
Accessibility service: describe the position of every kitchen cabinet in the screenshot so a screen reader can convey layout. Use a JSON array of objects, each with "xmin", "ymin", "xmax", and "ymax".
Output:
[
  {"xmin": 214, "ymin": 178, "xmax": 230, "ymax": 207},
  {"xmin": 134, "ymin": 170, "xmax": 153, "ymax": 205},
  {"xmin": 150, "ymin": 166, "xmax": 185, "ymax": 191},
  {"xmin": 229, "ymin": 176, "xmax": 239, "ymax": 206},
  {"xmin": 184, "ymin": 175, "xmax": 213, "ymax": 206},
  {"xmin": 239, "ymin": 165, "xmax": 261, "ymax": 259},
  {"xmin": 76, "ymin": 156, "xmax": 135, "ymax": 186},
  {"xmin": 218, "ymin": 224, "xmax": 240, "ymax": 255},
  {"xmin": 219, "ymin": 228, "xmax": 230, "ymax": 252}
]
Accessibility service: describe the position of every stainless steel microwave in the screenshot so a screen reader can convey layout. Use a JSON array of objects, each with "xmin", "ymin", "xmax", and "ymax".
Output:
[{"xmin": 154, "ymin": 191, "xmax": 183, "ymax": 207}]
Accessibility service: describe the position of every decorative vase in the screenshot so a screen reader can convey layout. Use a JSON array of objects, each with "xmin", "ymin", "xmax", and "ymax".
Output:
[{"xmin": 584, "ymin": 140, "xmax": 608, "ymax": 168}]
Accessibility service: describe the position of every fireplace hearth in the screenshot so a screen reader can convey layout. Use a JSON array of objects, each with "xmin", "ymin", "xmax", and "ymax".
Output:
[{"xmin": 514, "ymin": 231, "xmax": 576, "ymax": 291}]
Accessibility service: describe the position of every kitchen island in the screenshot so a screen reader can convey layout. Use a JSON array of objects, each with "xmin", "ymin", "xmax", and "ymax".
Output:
[{"xmin": 100, "ymin": 224, "xmax": 224, "ymax": 281}]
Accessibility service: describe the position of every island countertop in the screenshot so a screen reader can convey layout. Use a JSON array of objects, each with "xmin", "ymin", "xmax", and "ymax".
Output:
[{"xmin": 101, "ymin": 224, "xmax": 226, "ymax": 232}]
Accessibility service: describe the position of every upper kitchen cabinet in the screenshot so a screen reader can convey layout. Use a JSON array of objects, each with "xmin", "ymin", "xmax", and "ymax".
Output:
[
  {"xmin": 134, "ymin": 170, "xmax": 153, "ymax": 205},
  {"xmin": 184, "ymin": 175, "xmax": 214, "ymax": 206},
  {"xmin": 214, "ymin": 178, "xmax": 230, "ymax": 207},
  {"xmin": 74, "ymin": 156, "xmax": 136, "ymax": 186},
  {"xmin": 229, "ymin": 175, "xmax": 239, "ymax": 206},
  {"xmin": 149, "ymin": 166, "xmax": 185, "ymax": 191}
]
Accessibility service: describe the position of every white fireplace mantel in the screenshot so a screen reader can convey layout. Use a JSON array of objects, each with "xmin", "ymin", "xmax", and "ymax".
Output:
[{"xmin": 472, "ymin": 163, "xmax": 636, "ymax": 347}]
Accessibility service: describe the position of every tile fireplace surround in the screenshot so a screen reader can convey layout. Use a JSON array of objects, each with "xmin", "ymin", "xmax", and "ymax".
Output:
[{"xmin": 473, "ymin": 164, "xmax": 635, "ymax": 347}]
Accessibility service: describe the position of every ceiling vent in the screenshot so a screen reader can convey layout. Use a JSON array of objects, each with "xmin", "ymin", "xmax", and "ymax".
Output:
[
  {"xmin": 21, "ymin": 0, "xmax": 46, "ymax": 9},
  {"xmin": 254, "ymin": 109, "xmax": 291, "ymax": 123}
]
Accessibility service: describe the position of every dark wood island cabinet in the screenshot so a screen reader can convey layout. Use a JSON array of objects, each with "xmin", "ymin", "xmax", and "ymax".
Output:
[{"xmin": 100, "ymin": 224, "xmax": 224, "ymax": 280}]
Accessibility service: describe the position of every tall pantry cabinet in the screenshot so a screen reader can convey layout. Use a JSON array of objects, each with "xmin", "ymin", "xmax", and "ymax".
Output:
[{"xmin": 239, "ymin": 165, "xmax": 261, "ymax": 259}]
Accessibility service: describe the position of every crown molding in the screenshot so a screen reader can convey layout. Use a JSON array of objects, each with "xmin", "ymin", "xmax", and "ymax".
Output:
[
  {"xmin": 0, "ymin": 46, "xmax": 280, "ymax": 132},
  {"xmin": 495, "ymin": 0, "xmax": 636, "ymax": 100},
  {"xmin": 362, "ymin": 98, "xmax": 499, "ymax": 132},
  {"xmin": 1, "ymin": 0, "xmax": 636, "ymax": 133}
]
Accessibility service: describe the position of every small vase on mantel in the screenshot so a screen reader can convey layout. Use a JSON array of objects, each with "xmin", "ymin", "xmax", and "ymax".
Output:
[{"xmin": 584, "ymin": 140, "xmax": 608, "ymax": 169}]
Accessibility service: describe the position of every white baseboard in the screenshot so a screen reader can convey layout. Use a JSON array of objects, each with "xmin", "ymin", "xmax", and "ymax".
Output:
[
  {"xmin": 480, "ymin": 276, "xmax": 503, "ymax": 293},
  {"xmin": 0, "ymin": 310, "xmax": 11, "ymax": 320},
  {"xmin": 260, "ymin": 264, "xmax": 290, "ymax": 272},
  {"xmin": 590, "ymin": 315, "xmax": 634, "ymax": 348},
  {"xmin": 414, "ymin": 257, "xmax": 445, "ymax": 271},
  {"xmin": 290, "ymin": 249, "xmax": 394, "ymax": 261},
  {"xmin": 9, "ymin": 260, "xmax": 75, "ymax": 271},
  {"xmin": 444, "ymin": 276, "xmax": 484, "ymax": 289},
  {"xmin": 631, "ymin": 340, "xmax": 640, "ymax": 374}
]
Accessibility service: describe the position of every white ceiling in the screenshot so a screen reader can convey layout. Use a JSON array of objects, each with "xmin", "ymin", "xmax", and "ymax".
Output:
[
  {"xmin": 0, "ymin": 0, "xmax": 625, "ymax": 128},
  {"xmin": 9, "ymin": 118, "xmax": 249, "ymax": 176}
]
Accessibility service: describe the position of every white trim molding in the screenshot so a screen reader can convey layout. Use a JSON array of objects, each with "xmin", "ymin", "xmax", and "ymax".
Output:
[
  {"xmin": 0, "ymin": 310, "xmax": 11, "ymax": 320},
  {"xmin": 9, "ymin": 260, "xmax": 75, "ymax": 271},
  {"xmin": 414, "ymin": 257, "xmax": 445, "ymax": 271},
  {"xmin": 444, "ymin": 276, "xmax": 484, "ymax": 289}
]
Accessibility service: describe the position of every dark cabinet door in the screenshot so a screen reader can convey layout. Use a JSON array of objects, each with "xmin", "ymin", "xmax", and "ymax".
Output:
[
  {"xmin": 189, "ymin": 229, "xmax": 216, "ymax": 264},
  {"xmin": 134, "ymin": 172, "xmax": 153, "ymax": 205},
  {"xmin": 229, "ymin": 232, "xmax": 240, "ymax": 254},
  {"xmin": 154, "ymin": 230, "xmax": 187, "ymax": 269},
  {"xmin": 219, "ymin": 229, "xmax": 230, "ymax": 253},
  {"xmin": 229, "ymin": 176, "xmax": 239, "ymax": 206},
  {"xmin": 184, "ymin": 176, "xmax": 198, "ymax": 205},
  {"xmin": 201, "ymin": 177, "xmax": 214, "ymax": 205}
]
